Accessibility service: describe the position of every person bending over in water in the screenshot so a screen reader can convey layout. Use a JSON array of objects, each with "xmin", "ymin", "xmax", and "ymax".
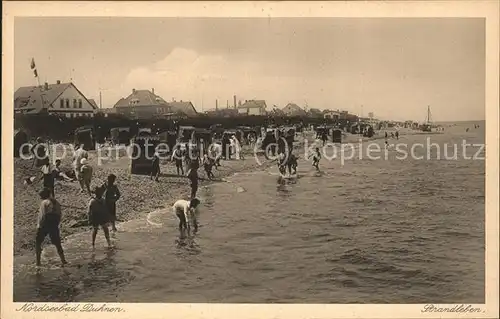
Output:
[
  {"xmin": 88, "ymin": 186, "xmax": 112, "ymax": 249},
  {"xmin": 310, "ymin": 147, "xmax": 321, "ymax": 171},
  {"xmin": 35, "ymin": 187, "xmax": 67, "ymax": 267},
  {"xmin": 172, "ymin": 198, "xmax": 201, "ymax": 233}
]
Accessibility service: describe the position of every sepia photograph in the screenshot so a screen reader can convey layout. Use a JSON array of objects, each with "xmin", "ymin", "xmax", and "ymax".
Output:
[{"xmin": 2, "ymin": 1, "xmax": 499, "ymax": 319}]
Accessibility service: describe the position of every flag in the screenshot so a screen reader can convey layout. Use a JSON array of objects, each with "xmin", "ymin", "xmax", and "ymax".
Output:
[{"xmin": 31, "ymin": 58, "xmax": 38, "ymax": 77}]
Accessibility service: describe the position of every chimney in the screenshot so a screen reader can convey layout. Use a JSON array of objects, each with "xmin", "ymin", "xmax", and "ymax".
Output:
[
  {"xmin": 44, "ymin": 82, "xmax": 49, "ymax": 91},
  {"xmin": 152, "ymin": 88, "xmax": 155, "ymax": 94},
  {"xmin": 233, "ymin": 95, "xmax": 237, "ymax": 108},
  {"xmin": 56, "ymin": 80, "xmax": 61, "ymax": 85},
  {"xmin": 132, "ymin": 88, "xmax": 136, "ymax": 94},
  {"xmin": 226, "ymin": 100, "xmax": 229, "ymax": 108},
  {"xmin": 215, "ymin": 99, "xmax": 218, "ymax": 111}
]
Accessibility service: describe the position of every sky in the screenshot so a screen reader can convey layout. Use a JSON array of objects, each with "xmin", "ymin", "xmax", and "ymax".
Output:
[{"xmin": 14, "ymin": 17, "xmax": 485, "ymax": 121}]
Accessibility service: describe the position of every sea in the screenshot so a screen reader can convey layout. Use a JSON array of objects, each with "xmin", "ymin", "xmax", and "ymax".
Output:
[{"xmin": 13, "ymin": 120, "xmax": 485, "ymax": 303}]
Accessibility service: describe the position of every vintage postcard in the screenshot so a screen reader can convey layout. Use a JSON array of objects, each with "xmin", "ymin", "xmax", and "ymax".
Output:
[{"xmin": 2, "ymin": 1, "xmax": 499, "ymax": 319}]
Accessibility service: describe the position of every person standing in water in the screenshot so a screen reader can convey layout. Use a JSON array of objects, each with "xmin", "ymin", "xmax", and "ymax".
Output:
[
  {"xmin": 35, "ymin": 187, "xmax": 67, "ymax": 267},
  {"xmin": 103, "ymin": 174, "xmax": 121, "ymax": 232},
  {"xmin": 88, "ymin": 186, "xmax": 112, "ymax": 249},
  {"xmin": 187, "ymin": 160, "xmax": 199, "ymax": 199}
]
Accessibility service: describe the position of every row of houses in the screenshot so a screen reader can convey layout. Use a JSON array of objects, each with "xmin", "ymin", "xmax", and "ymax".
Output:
[
  {"xmin": 14, "ymin": 81, "xmax": 362, "ymax": 121},
  {"xmin": 14, "ymin": 82, "xmax": 199, "ymax": 120}
]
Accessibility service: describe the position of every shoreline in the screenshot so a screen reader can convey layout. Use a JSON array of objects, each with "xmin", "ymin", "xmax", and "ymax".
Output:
[
  {"xmin": 12, "ymin": 130, "xmax": 428, "ymax": 257},
  {"xmin": 13, "ymin": 140, "xmax": 293, "ymax": 257}
]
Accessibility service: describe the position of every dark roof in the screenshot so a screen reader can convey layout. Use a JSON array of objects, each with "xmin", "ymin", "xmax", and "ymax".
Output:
[
  {"xmin": 114, "ymin": 89, "xmax": 168, "ymax": 108},
  {"xmin": 238, "ymin": 100, "xmax": 267, "ymax": 109},
  {"xmin": 169, "ymin": 101, "xmax": 197, "ymax": 117},
  {"xmin": 88, "ymin": 99, "xmax": 98, "ymax": 109},
  {"xmin": 282, "ymin": 103, "xmax": 307, "ymax": 115},
  {"xmin": 14, "ymin": 82, "xmax": 96, "ymax": 113},
  {"xmin": 114, "ymin": 89, "xmax": 198, "ymax": 117}
]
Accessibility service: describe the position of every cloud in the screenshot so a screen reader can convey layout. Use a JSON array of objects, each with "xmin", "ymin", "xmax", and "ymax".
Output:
[{"xmin": 121, "ymin": 47, "xmax": 333, "ymax": 111}]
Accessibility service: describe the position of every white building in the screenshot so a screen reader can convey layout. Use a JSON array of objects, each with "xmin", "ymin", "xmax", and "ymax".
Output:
[
  {"xmin": 237, "ymin": 100, "xmax": 267, "ymax": 116},
  {"xmin": 14, "ymin": 81, "xmax": 97, "ymax": 118}
]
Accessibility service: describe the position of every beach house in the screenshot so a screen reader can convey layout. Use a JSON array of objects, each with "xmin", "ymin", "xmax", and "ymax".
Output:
[{"xmin": 14, "ymin": 81, "xmax": 97, "ymax": 118}]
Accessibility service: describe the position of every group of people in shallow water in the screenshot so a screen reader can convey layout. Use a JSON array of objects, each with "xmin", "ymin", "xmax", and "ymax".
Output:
[
  {"xmin": 35, "ymin": 172, "xmax": 121, "ymax": 267},
  {"xmin": 30, "ymin": 136, "xmax": 232, "ymax": 267}
]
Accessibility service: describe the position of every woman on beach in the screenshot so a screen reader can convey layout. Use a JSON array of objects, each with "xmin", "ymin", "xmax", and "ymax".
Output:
[
  {"xmin": 88, "ymin": 186, "xmax": 112, "ymax": 249},
  {"xmin": 35, "ymin": 187, "xmax": 67, "ymax": 267},
  {"xmin": 103, "ymin": 174, "xmax": 121, "ymax": 232}
]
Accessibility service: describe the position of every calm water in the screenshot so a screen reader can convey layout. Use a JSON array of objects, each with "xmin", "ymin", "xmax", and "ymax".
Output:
[{"xmin": 13, "ymin": 122, "xmax": 485, "ymax": 303}]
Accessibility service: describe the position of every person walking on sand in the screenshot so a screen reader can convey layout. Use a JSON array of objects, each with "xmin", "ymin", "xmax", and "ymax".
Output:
[
  {"xmin": 73, "ymin": 144, "xmax": 88, "ymax": 181},
  {"xmin": 35, "ymin": 187, "xmax": 67, "ymax": 267},
  {"xmin": 172, "ymin": 145, "xmax": 185, "ymax": 176},
  {"xmin": 150, "ymin": 152, "xmax": 161, "ymax": 182},
  {"xmin": 79, "ymin": 158, "xmax": 93, "ymax": 194},
  {"xmin": 103, "ymin": 174, "xmax": 121, "ymax": 232},
  {"xmin": 395, "ymin": 131, "xmax": 399, "ymax": 140},
  {"xmin": 88, "ymin": 186, "xmax": 112, "ymax": 249}
]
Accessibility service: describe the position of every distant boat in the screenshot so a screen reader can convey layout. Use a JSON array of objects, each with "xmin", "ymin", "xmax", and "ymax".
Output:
[{"xmin": 420, "ymin": 105, "xmax": 433, "ymax": 132}]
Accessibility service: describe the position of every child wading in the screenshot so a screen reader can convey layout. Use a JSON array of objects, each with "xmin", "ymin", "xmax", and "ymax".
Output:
[
  {"xmin": 103, "ymin": 174, "xmax": 121, "ymax": 232},
  {"xmin": 36, "ymin": 188, "xmax": 67, "ymax": 267},
  {"xmin": 311, "ymin": 147, "xmax": 321, "ymax": 171},
  {"xmin": 88, "ymin": 186, "xmax": 112, "ymax": 249},
  {"xmin": 203, "ymin": 154, "xmax": 215, "ymax": 180},
  {"xmin": 151, "ymin": 152, "xmax": 160, "ymax": 182}
]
